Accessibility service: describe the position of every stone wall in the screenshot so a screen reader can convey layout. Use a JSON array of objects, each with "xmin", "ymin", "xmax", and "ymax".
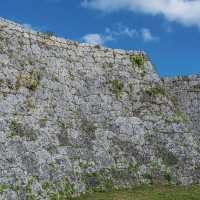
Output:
[
  {"xmin": 0, "ymin": 18, "xmax": 200, "ymax": 200},
  {"xmin": 163, "ymin": 75, "xmax": 200, "ymax": 135}
]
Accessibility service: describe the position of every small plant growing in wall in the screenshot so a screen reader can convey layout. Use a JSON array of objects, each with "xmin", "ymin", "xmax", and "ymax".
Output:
[
  {"xmin": 130, "ymin": 54, "xmax": 147, "ymax": 77},
  {"xmin": 26, "ymin": 97, "xmax": 36, "ymax": 110},
  {"xmin": 39, "ymin": 116, "xmax": 48, "ymax": 127},
  {"xmin": 110, "ymin": 80, "xmax": 124, "ymax": 100},
  {"xmin": 25, "ymin": 70, "xmax": 41, "ymax": 91},
  {"xmin": 15, "ymin": 69, "xmax": 41, "ymax": 91},
  {"xmin": 130, "ymin": 54, "xmax": 145, "ymax": 67},
  {"xmin": 68, "ymin": 70, "xmax": 75, "ymax": 80},
  {"xmin": 127, "ymin": 82, "xmax": 133, "ymax": 97}
]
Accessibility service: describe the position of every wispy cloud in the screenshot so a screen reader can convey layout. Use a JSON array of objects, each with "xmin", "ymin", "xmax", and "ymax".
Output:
[
  {"xmin": 105, "ymin": 24, "xmax": 138, "ymax": 38},
  {"xmin": 141, "ymin": 28, "xmax": 159, "ymax": 42},
  {"xmin": 82, "ymin": 0, "xmax": 200, "ymax": 28},
  {"xmin": 82, "ymin": 25, "xmax": 158, "ymax": 45}
]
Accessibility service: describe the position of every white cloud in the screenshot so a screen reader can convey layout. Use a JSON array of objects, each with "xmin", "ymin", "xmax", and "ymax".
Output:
[
  {"xmin": 141, "ymin": 28, "xmax": 158, "ymax": 42},
  {"xmin": 82, "ymin": 0, "xmax": 200, "ymax": 28},
  {"xmin": 82, "ymin": 33, "xmax": 112, "ymax": 45}
]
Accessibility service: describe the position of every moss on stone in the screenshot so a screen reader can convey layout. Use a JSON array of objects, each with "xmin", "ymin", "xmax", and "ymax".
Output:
[
  {"xmin": 9, "ymin": 119, "xmax": 37, "ymax": 141},
  {"xmin": 39, "ymin": 116, "xmax": 48, "ymax": 127},
  {"xmin": 158, "ymin": 147, "xmax": 179, "ymax": 166},
  {"xmin": 0, "ymin": 184, "xmax": 9, "ymax": 194},
  {"xmin": 80, "ymin": 119, "xmax": 97, "ymax": 140},
  {"xmin": 145, "ymin": 86, "xmax": 166, "ymax": 98},
  {"xmin": 57, "ymin": 119, "xmax": 73, "ymax": 130}
]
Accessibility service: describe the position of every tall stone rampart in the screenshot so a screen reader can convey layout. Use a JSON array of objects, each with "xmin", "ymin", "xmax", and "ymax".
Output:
[{"xmin": 0, "ymin": 18, "xmax": 200, "ymax": 200}]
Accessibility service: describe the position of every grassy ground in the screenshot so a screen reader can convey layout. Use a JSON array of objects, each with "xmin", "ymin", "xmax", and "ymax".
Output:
[{"xmin": 73, "ymin": 185, "xmax": 200, "ymax": 200}]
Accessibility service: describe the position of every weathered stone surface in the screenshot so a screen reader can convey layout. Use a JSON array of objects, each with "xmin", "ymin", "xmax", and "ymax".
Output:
[
  {"xmin": 0, "ymin": 17, "xmax": 200, "ymax": 199},
  {"xmin": 163, "ymin": 75, "xmax": 200, "ymax": 135}
]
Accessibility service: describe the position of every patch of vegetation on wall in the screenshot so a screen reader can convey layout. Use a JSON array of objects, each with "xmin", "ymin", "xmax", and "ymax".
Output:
[
  {"xmin": 42, "ymin": 177, "xmax": 75, "ymax": 200},
  {"xmin": 80, "ymin": 118, "xmax": 97, "ymax": 141},
  {"xmin": 144, "ymin": 86, "xmax": 166, "ymax": 98},
  {"xmin": 57, "ymin": 119, "xmax": 73, "ymax": 146},
  {"xmin": 26, "ymin": 97, "xmax": 36, "ymax": 111},
  {"xmin": 130, "ymin": 55, "xmax": 145, "ymax": 67},
  {"xmin": 193, "ymin": 84, "xmax": 200, "ymax": 91},
  {"xmin": 15, "ymin": 69, "xmax": 42, "ymax": 91},
  {"xmin": 158, "ymin": 147, "xmax": 179, "ymax": 166},
  {"xmin": 110, "ymin": 80, "xmax": 124, "ymax": 100},
  {"xmin": 82, "ymin": 170, "xmax": 115, "ymax": 193},
  {"xmin": 9, "ymin": 119, "xmax": 37, "ymax": 141},
  {"xmin": 39, "ymin": 116, "xmax": 48, "ymax": 127},
  {"xmin": 130, "ymin": 54, "xmax": 147, "ymax": 77}
]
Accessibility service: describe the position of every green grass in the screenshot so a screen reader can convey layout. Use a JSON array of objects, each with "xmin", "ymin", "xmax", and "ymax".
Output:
[{"xmin": 73, "ymin": 185, "xmax": 200, "ymax": 200}]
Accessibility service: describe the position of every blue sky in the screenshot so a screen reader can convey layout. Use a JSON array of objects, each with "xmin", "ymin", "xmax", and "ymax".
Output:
[{"xmin": 0, "ymin": 0, "xmax": 200, "ymax": 77}]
